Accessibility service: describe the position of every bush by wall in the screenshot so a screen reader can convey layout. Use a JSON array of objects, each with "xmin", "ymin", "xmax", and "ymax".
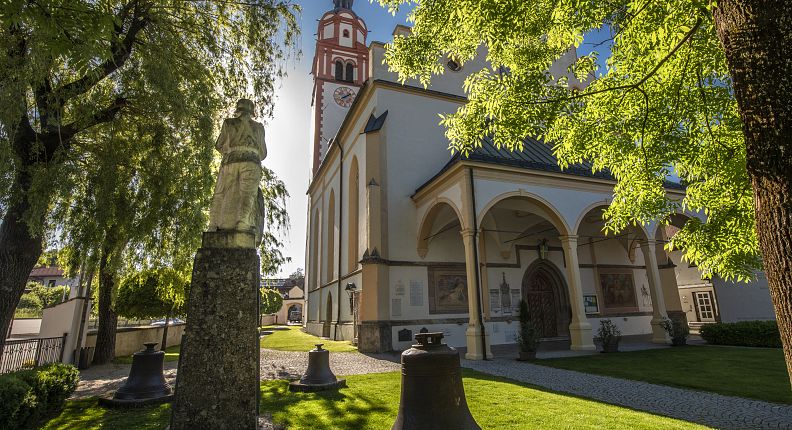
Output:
[
  {"xmin": 700, "ymin": 320, "xmax": 781, "ymax": 348},
  {"xmin": 0, "ymin": 364, "xmax": 79, "ymax": 430}
]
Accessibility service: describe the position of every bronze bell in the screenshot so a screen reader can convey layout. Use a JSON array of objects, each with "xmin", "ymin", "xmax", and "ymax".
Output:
[
  {"xmin": 391, "ymin": 333, "xmax": 481, "ymax": 430},
  {"xmin": 289, "ymin": 344, "xmax": 346, "ymax": 392},
  {"xmin": 114, "ymin": 342, "xmax": 172, "ymax": 400}
]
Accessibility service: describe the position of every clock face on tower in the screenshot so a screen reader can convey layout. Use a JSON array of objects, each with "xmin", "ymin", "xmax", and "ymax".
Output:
[{"xmin": 333, "ymin": 86, "xmax": 356, "ymax": 108}]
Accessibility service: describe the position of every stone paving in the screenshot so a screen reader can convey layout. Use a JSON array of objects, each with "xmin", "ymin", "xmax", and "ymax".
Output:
[{"xmin": 462, "ymin": 353, "xmax": 792, "ymax": 430}]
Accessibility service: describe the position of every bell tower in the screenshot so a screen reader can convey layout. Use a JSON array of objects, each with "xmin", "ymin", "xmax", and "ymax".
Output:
[{"xmin": 311, "ymin": 0, "xmax": 369, "ymax": 174}]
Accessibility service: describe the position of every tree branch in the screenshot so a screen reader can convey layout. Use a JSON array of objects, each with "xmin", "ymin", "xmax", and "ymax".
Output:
[
  {"xmin": 42, "ymin": 97, "xmax": 128, "ymax": 152},
  {"xmin": 53, "ymin": 1, "xmax": 149, "ymax": 104}
]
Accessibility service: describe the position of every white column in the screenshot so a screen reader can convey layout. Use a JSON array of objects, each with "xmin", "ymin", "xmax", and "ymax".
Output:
[
  {"xmin": 560, "ymin": 235, "xmax": 596, "ymax": 351},
  {"xmin": 641, "ymin": 239, "xmax": 670, "ymax": 344},
  {"xmin": 461, "ymin": 228, "xmax": 491, "ymax": 360}
]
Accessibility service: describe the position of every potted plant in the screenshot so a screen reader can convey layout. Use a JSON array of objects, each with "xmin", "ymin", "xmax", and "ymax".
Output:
[
  {"xmin": 598, "ymin": 319, "xmax": 622, "ymax": 353},
  {"xmin": 516, "ymin": 299, "xmax": 540, "ymax": 360},
  {"xmin": 660, "ymin": 316, "xmax": 689, "ymax": 346}
]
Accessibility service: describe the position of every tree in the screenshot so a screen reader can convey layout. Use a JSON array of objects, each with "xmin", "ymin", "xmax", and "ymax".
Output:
[
  {"xmin": 259, "ymin": 166, "xmax": 292, "ymax": 277},
  {"xmin": 27, "ymin": 282, "xmax": 69, "ymax": 308},
  {"xmin": 0, "ymin": 0, "xmax": 299, "ymax": 355},
  {"xmin": 116, "ymin": 267, "xmax": 187, "ymax": 350},
  {"xmin": 260, "ymin": 288, "xmax": 284, "ymax": 317},
  {"xmin": 377, "ymin": 0, "xmax": 792, "ymax": 383}
]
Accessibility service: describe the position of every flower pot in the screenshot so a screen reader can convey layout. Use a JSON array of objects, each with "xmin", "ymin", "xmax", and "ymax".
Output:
[
  {"xmin": 601, "ymin": 341, "xmax": 620, "ymax": 353},
  {"xmin": 517, "ymin": 350, "xmax": 536, "ymax": 361}
]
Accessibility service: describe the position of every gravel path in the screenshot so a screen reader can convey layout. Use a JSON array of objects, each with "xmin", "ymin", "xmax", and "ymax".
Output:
[
  {"xmin": 462, "ymin": 357, "xmax": 792, "ymax": 430},
  {"xmin": 259, "ymin": 348, "xmax": 401, "ymax": 380},
  {"xmin": 73, "ymin": 349, "xmax": 400, "ymax": 399}
]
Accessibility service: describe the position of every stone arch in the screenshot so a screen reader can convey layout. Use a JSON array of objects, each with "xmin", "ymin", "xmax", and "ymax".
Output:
[
  {"xmin": 477, "ymin": 190, "xmax": 571, "ymax": 236},
  {"xmin": 574, "ymin": 203, "xmax": 651, "ymax": 242},
  {"xmin": 347, "ymin": 157, "xmax": 360, "ymax": 273},
  {"xmin": 521, "ymin": 259, "xmax": 571, "ymax": 338},
  {"xmin": 417, "ymin": 199, "xmax": 464, "ymax": 258}
]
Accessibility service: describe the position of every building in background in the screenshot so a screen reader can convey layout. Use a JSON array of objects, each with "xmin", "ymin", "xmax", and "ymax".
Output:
[
  {"xmin": 303, "ymin": 1, "xmax": 776, "ymax": 356},
  {"xmin": 262, "ymin": 276, "xmax": 305, "ymax": 324}
]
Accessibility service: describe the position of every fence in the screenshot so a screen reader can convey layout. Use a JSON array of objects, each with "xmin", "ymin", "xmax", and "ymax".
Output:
[{"xmin": 1, "ymin": 334, "xmax": 67, "ymax": 374}]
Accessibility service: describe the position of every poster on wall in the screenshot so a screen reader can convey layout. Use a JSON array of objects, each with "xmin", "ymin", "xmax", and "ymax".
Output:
[
  {"xmin": 428, "ymin": 267, "xmax": 469, "ymax": 314},
  {"xmin": 599, "ymin": 272, "xmax": 638, "ymax": 312},
  {"xmin": 510, "ymin": 289, "xmax": 521, "ymax": 314},
  {"xmin": 489, "ymin": 289, "xmax": 501, "ymax": 314},
  {"xmin": 409, "ymin": 280, "xmax": 424, "ymax": 307},
  {"xmin": 583, "ymin": 295, "xmax": 599, "ymax": 314}
]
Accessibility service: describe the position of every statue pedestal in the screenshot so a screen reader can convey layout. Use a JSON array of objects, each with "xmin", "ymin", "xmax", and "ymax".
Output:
[{"xmin": 170, "ymin": 231, "xmax": 260, "ymax": 430}]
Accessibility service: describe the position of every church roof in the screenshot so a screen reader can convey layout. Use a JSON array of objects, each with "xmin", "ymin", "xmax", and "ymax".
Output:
[{"xmin": 415, "ymin": 137, "xmax": 684, "ymax": 195}]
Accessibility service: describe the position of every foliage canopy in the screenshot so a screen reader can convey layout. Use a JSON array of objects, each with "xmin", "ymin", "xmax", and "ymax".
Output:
[
  {"xmin": 377, "ymin": 0, "xmax": 758, "ymax": 280},
  {"xmin": 116, "ymin": 267, "xmax": 188, "ymax": 319}
]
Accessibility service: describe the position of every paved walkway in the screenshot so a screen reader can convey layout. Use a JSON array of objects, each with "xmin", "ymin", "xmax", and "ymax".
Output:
[{"xmin": 462, "ymin": 354, "xmax": 792, "ymax": 430}]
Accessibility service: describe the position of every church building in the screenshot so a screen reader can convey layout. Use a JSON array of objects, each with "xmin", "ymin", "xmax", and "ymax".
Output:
[{"xmin": 303, "ymin": 1, "xmax": 776, "ymax": 357}]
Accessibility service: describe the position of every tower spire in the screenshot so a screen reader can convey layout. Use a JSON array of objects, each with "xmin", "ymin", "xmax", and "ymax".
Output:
[{"xmin": 333, "ymin": 0, "xmax": 353, "ymax": 9}]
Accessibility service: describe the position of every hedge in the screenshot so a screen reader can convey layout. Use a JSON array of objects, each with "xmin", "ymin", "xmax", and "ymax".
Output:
[
  {"xmin": 700, "ymin": 320, "xmax": 781, "ymax": 348},
  {"xmin": 0, "ymin": 364, "xmax": 79, "ymax": 430}
]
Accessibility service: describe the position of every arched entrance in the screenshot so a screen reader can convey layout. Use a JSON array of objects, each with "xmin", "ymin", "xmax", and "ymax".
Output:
[
  {"xmin": 522, "ymin": 260, "xmax": 571, "ymax": 338},
  {"xmin": 322, "ymin": 294, "xmax": 332, "ymax": 338},
  {"xmin": 287, "ymin": 304, "xmax": 303, "ymax": 323}
]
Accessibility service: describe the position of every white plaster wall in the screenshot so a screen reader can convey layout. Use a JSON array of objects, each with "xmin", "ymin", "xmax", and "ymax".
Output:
[
  {"xmin": 377, "ymin": 88, "xmax": 468, "ymax": 261},
  {"xmin": 713, "ymin": 273, "xmax": 776, "ymax": 322},
  {"xmin": 388, "ymin": 266, "xmax": 433, "ymax": 321},
  {"xmin": 319, "ymin": 81, "xmax": 360, "ymax": 161},
  {"xmin": 391, "ymin": 322, "xmax": 468, "ymax": 351}
]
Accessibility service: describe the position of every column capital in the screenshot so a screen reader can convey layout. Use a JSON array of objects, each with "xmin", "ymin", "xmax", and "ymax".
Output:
[
  {"xmin": 558, "ymin": 235, "xmax": 579, "ymax": 245},
  {"xmin": 639, "ymin": 238, "xmax": 658, "ymax": 248},
  {"xmin": 460, "ymin": 228, "xmax": 477, "ymax": 239}
]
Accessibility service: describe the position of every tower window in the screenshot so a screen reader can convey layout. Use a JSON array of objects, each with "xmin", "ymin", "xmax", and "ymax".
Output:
[
  {"xmin": 343, "ymin": 29, "xmax": 350, "ymax": 38},
  {"xmin": 447, "ymin": 59, "xmax": 462, "ymax": 72},
  {"xmin": 335, "ymin": 60, "xmax": 344, "ymax": 80},
  {"xmin": 345, "ymin": 62, "xmax": 355, "ymax": 82}
]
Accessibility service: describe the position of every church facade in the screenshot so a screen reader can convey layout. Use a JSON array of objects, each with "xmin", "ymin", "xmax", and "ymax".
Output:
[{"xmin": 303, "ymin": 2, "xmax": 776, "ymax": 357}]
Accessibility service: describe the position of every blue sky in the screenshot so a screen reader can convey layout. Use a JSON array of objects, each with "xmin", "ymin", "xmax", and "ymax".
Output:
[{"xmin": 267, "ymin": 1, "xmax": 413, "ymax": 277}]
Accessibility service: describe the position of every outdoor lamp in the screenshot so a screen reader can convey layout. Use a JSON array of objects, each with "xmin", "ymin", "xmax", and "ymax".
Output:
[
  {"xmin": 538, "ymin": 239, "xmax": 549, "ymax": 260},
  {"xmin": 345, "ymin": 283, "xmax": 357, "ymax": 310}
]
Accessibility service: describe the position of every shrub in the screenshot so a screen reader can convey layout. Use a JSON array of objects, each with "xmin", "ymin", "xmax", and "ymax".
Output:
[
  {"xmin": 516, "ymin": 299, "xmax": 540, "ymax": 353},
  {"xmin": 0, "ymin": 364, "xmax": 79, "ymax": 429},
  {"xmin": 660, "ymin": 316, "xmax": 689, "ymax": 346},
  {"xmin": 700, "ymin": 320, "xmax": 781, "ymax": 348},
  {"xmin": 17, "ymin": 293, "xmax": 43, "ymax": 311},
  {"xmin": 597, "ymin": 319, "xmax": 622, "ymax": 346}
]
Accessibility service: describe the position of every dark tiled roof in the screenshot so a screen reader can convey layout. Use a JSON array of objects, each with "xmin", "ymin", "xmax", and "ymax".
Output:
[
  {"xmin": 364, "ymin": 111, "xmax": 388, "ymax": 133},
  {"xmin": 415, "ymin": 137, "xmax": 684, "ymax": 194},
  {"xmin": 29, "ymin": 266, "xmax": 65, "ymax": 278}
]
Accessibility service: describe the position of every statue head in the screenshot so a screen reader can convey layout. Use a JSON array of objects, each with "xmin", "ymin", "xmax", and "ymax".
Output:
[{"xmin": 235, "ymin": 98, "xmax": 255, "ymax": 117}]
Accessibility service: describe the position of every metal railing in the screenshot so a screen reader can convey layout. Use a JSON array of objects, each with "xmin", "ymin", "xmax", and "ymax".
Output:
[{"xmin": 1, "ymin": 334, "xmax": 67, "ymax": 374}]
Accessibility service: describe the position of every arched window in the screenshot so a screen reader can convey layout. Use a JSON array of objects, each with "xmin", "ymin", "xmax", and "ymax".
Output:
[
  {"xmin": 345, "ymin": 62, "xmax": 355, "ymax": 82},
  {"xmin": 347, "ymin": 158, "xmax": 360, "ymax": 273},
  {"xmin": 334, "ymin": 60, "xmax": 344, "ymax": 81},
  {"xmin": 343, "ymin": 29, "xmax": 350, "ymax": 38},
  {"xmin": 311, "ymin": 209, "xmax": 320, "ymax": 289},
  {"xmin": 326, "ymin": 190, "xmax": 336, "ymax": 282}
]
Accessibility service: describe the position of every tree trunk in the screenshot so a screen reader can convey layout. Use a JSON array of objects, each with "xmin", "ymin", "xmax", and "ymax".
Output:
[
  {"xmin": 0, "ymin": 131, "xmax": 47, "ymax": 353},
  {"xmin": 161, "ymin": 313, "xmax": 170, "ymax": 351},
  {"xmin": 93, "ymin": 246, "xmax": 119, "ymax": 364},
  {"xmin": 714, "ymin": 0, "xmax": 792, "ymax": 386}
]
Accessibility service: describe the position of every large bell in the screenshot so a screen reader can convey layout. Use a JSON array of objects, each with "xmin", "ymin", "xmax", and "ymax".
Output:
[
  {"xmin": 113, "ymin": 342, "xmax": 172, "ymax": 400},
  {"xmin": 392, "ymin": 332, "xmax": 481, "ymax": 430},
  {"xmin": 289, "ymin": 344, "xmax": 346, "ymax": 392}
]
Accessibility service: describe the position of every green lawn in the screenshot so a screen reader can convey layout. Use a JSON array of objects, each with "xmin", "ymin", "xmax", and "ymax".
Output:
[
  {"xmin": 260, "ymin": 325, "xmax": 357, "ymax": 352},
  {"xmin": 538, "ymin": 345, "xmax": 791, "ymax": 404},
  {"xmin": 113, "ymin": 344, "xmax": 181, "ymax": 365},
  {"xmin": 42, "ymin": 371, "xmax": 710, "ymax": 430}
]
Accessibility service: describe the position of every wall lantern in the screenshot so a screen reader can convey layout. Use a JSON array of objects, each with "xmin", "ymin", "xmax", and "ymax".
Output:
[
  {"xmin": 345, "ymin": 283, "xmax": 357, "ymax": 311},
  {"xmin": 538, "ymin": 239, "xmax": 549, "ymax": 260}
]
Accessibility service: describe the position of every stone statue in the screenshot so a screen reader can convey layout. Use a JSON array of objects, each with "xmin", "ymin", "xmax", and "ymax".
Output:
[
  {"xmin": 208, "ymin": 99, "xmax": 267, "ymax": 245},
  {"xmin": 334, "ymin": 0, "xmax": 353, "ymax": 9}
]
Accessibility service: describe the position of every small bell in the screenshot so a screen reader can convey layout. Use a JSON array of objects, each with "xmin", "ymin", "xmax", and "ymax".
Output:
[
  {"xmin": 391, "ymin": 333, "xmax": 481, "ymax": 430},
  {"xmin": 289, "ymin": 344, "xmax": 346, "ymax": 392},
  {"xmin": 113, "ymin": 342, "xmax": 172, "ymax": 401}
]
